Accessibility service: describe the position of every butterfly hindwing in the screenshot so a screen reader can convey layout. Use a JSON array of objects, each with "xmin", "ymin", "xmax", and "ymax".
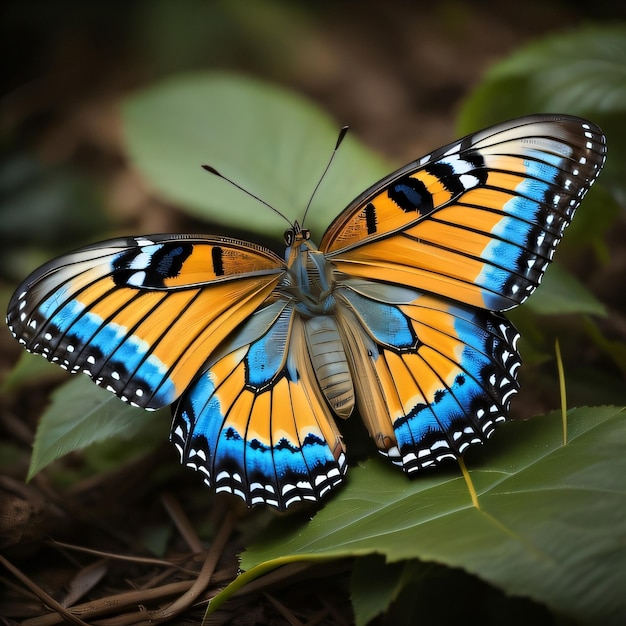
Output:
[
  {"xmin": 321, "ymin": 114, "xmax": 606, "ymax": 311},
  {"xmin": 7, "ymin": 235, "xmax": 285, "ymax": 409},
  {"xmin": 171, "ymin": 301, "xmax": 347, "ymax": 509},
  {"xmin": 335, "ymin": 280, "xmax": 521, "ymax": 470}
]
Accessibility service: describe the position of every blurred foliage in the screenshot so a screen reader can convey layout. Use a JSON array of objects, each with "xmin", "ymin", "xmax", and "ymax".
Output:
[
  {"xmin": 122, "ymin": 72, "xmax": 388, "ymax": 241},
  {"xmin": 458, "ymin": 24, "xmax": 626, "ymax": 205},
  {"xmin": 0, "ymin": 156, "xmax": 109, "ymax": 282},
  {"xmin": 351, "ymin": 557, "xmax": 554, "ymax": 626},
  {"xmin": 27, "ymin": 376, "xmax": 169, "ymax": 482},
  {"xmin": 1, "ymin": 0, "xmax": 322, "ymax": 97}
]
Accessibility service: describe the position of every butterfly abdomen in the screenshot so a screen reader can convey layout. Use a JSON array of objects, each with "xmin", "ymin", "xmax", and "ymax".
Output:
[
  {"xmin": 303, "ymin": 316, "xmax": 354, "ymax": 418},
  {"xmin": 279, "ymin": 239, "xmax": 356, "ymax": 418}
]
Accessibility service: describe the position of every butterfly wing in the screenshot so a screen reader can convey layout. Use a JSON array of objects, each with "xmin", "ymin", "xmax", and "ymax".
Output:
[
  {"xmin": 335, "ymin": 280, "xmax": 520, "ymax": 470},
  {"xmin": 171, "ymin": 300, "xmax": 347, "ymax": 509},
  {"xmin": 6, "ymin": 235, "xmax": 285, "ymax": 409},
  {"xmin": 321, "ymin": 114, "xmax": 606, "ymax": 311},
  {"xmin": 323, "ymin": 115, "xmax": 605, "ymax": 470}
]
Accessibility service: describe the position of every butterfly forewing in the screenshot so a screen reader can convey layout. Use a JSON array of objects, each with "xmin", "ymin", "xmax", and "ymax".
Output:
[
  {"xmin": 7, "ymin": 235, "xmax": 285, "ymax": 409},
  {"xmin": 321, "ymin": 114, "xmax": 606, "ymax": 311}
]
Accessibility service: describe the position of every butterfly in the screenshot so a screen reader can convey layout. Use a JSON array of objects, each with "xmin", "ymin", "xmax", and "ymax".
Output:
[{"xmin": 7, "ymin": 114, "xmax": 606, "ymax": 510}]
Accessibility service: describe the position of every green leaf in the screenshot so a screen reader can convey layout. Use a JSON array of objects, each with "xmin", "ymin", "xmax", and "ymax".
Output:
[
  {"xmin": 351, "ymin": 556, "xmax": 436, "ymax": 626},
  {"xmin": 458, "ymin": 25, "xmax": 626, "ymax": 128},
  {"xmin": 122, "ymin": 72, "xmax": 389, "ymax": 241},
  {"xmin": 1, "ymin": 351, "xmax": 67, "ymax": 394},
  {"xmin": 457, "ymin": 25, "xmax": 626, "ymax": 203},
  {"xmin": 470, "ymin": 28, "xmax": 625, "ymax": 116},
  {"xmin": 352, "ymin": 557, "xmax": 552, "ymax": 626},
  {"xmin": 222, "ymin": 406, "xmax": 626, "ymax": 625},
  {"xmin": 523, "ymin": 264, "xmax": 606, "ymax": 316},
  {"xmin": 28, "ymin": 376, "xmax": 169, "ymax": 480},
  {"xmin": 350, "ymin": 555, "xmax": 406, "ymax": 626}
]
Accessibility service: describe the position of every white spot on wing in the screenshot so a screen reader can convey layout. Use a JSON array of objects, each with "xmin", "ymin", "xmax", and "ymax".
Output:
[{"xmin": 127, "ymin": 271, "xmax": 147, "ymax": 287}]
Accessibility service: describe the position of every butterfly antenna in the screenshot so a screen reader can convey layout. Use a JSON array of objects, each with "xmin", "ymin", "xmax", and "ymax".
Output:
[
  {"xmin": 300, "ymin": 125, "xmax": 349, "ymax": 228},
  {"xmin": 202, "ymin": 165, "xmax": 294, "ymax": 228}
]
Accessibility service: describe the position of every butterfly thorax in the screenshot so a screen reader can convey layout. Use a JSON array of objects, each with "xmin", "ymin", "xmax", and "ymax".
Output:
[{"xmin": 278, "ymin": 228, "xmax": 336, "ymax": 318}]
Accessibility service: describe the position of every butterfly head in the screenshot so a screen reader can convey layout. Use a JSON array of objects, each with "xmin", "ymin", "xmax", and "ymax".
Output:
[
  {"xmin": 284, "ymin": 222, "xmax": 318, "ymax": 271},
  {"xmin": 284, "ymin": 221, "xmax": 312, "ymax": 247}
]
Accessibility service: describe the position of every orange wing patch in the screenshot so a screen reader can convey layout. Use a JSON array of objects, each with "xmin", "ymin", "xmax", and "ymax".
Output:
[
  {"xmin": 157, "ymin": 238, "xmax": 284, "ymax": 288},
  {"xmin": 321, "ymin": 168, "xmax": 456, "ymax": 253}
]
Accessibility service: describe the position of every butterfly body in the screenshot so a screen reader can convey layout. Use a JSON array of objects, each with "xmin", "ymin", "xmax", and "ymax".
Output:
[{"xmin": 7, "ymin": 115, "xmax": 606, "ymax": 510}]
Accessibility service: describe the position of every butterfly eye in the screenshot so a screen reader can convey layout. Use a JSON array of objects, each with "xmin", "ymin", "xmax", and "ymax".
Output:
[
  {"xmin": 284, "ymin": 229, "xmax": 295, "ymax": 246},
  {"xmin": 301, "ymin": 229, "xmax": 311, "ymax": 241}
]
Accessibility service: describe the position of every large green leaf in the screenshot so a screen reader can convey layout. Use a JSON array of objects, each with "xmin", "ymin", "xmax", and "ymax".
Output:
[
  {"xmin": 457, "ymin": 25, "xmax": 626, "ymax": 203},
  {"xmin": 28, "ymin": 376, "xmax": 169, "ymax": 479},
  {"xmin": 122, "ymin": 72, "xmax": 389, "ymax": 241},
  {"xmin": 213, "ymin": 406, "xmax": 626, "ymax": 624}
]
